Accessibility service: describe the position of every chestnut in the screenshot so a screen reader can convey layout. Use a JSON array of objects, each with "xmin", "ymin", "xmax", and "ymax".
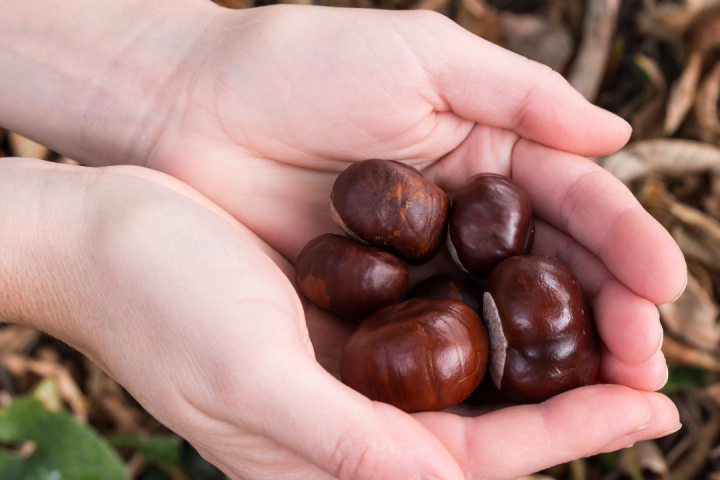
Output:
[
  {"xmin": 330, "ymin": 160, "xmax": 450, "ymax": 265},
  {"xmin": 448, "ymin": 173, "xmax": 534, "ymax": 277},
  {"xmin": 407, "ymin": 273, "xmax": 484, "ymax": 316},
  {"xmin": 483, "ymin": 255, "xmax": 600, "ymax": 403},
  {"xmin": 295, "ymin": 234, "xmax": 408, "ymax": 321},
  {"xmin": 341, "ymin": 298, "xmax": 489, "ymax": 412}
]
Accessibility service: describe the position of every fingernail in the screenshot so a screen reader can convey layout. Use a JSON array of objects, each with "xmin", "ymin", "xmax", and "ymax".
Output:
[
  {"xmin": 671, "ymin": 276, "xmax": 688, "ymax": 303},
  {"xmin": 413, "ymin": 475, "xmax": 440, "ymax": 480},
  {"xmin": 658, "ymin": 423, "xmax": 682, "ymax": 437},
  {"xmin": 660, "ymin": 365, "xmax": 669, "ymax": 390},
  {"xmin": 649, "ymin": 329, "xmax": 664, "ymax": 361},
  {"xmin": 635, "ymin": 417, "xmax": 655, "ymax": 432}
]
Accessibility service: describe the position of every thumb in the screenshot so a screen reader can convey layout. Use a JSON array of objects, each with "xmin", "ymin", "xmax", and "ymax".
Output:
[{"xmin": 239, "ymin": 343, "xmax": 465, "ymax": 480}]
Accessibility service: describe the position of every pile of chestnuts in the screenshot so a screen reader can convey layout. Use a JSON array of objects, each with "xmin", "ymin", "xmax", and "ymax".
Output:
[{"xmin": 296, "ymin": 159, "xmax": 600, "ymax": 413}]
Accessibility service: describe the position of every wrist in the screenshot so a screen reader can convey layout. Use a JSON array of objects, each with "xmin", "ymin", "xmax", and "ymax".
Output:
[
  {"xmin": 0, "ymin": 160, "xmax": 89, "ymax": 340},
  {"xmin": 0, "ymin": 0, "xmax": 219, "ymax": 167}
]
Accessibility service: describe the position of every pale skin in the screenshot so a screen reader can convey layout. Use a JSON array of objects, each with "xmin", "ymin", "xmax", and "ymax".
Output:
[{"xmin": 0, "ymin": 1, "xmax": 686, "ymax": 479}]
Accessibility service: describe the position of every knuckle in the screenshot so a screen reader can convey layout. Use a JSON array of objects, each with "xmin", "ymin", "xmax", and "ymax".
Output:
[{"xmin": 329, "ymin": 432, "xmax": 386, "ymax": 480}]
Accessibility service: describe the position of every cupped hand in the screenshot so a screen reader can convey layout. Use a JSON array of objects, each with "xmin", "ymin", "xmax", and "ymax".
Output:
[
  {"xmin": 0, "ymin": 158, "xmax": 466, "ymax": 480},
  {"xmin": 126, "ymin": 4, "xmax": 683, "ymax": 478},
  {"xmin": 4, "ymin": 2, "xmax": 687, "ymax": 479}
]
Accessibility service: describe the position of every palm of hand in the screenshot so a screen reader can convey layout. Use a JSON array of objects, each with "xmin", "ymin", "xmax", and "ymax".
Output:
[{"xmin": 126, "ymin": 5, "xmax": 686, "ymax": 479}]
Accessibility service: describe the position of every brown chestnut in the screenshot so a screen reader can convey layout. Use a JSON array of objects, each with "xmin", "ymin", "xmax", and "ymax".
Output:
[
  {"xmin": 448, "ymin": 173, "xmax": 534, "ymax": 277},
  {"xmin": 407, "ymin": 273, "xmax": 484, "ymax": 316},
  {"xmin": 330, "ymin": 160, "xmax": 450, "ymax": 265},
  {"xmin": 295, "ymin": 234, "xmax": 408, "ymax": 321},
  {"xmin": 483, "ymin": 255, "xmax": 600, "ymax": 403},
  {"xmin": 341, "ymin": 298, "xmax": 489, "ymax": 412}
]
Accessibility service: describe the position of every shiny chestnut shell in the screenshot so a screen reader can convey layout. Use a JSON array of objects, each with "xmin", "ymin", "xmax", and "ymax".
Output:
[
  {"xmin": 483, "ymin": 255, "xmax": 600, "ymax": 403},
  {"xmin": 341, "ymin": 298, "xmax": 489, "ymax": 412},
  {"xmin": 295, "ymin": 234, "xmax": 408, "ymax": 321},
  {"xmin": 330, "ymin": 160, "xmax": 450, "ymax": 265},
  {"xmin": 448, "ymin": 173, "xmax": 534, "ymax": 277},
  {"xmin": 407, "ymin": 273, "xmax": 484, "ymax": 316}
]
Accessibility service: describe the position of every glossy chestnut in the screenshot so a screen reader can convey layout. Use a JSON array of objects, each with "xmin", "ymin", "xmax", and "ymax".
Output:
[
  {"xmin": 407, "ymin": 273, "xmax": 484, "ymax": 316},
  {"xmin": 448, "ymin": 173, "xmax": 534, "ymax": 277},
  {"xmin": 330, "ymin": 159, "xmax": 450, "ymax": 265},
  {"xmin": 483, "ymin": 255, "xmax": 600, "ymax": 403},
  {"xmin": 295, "ymin": 234, "xmax": 408, "ymax": 321},
  {"xmin": 341, "ymin": 298, "xmax": 489, "ymax": 412}
]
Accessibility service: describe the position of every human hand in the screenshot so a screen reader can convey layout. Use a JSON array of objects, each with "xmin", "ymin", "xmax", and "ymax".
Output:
[
  {"xmin": 0, "ymin": 2, "xmax": 687, "ymax": 479},
  {"xmin": 134, "ymin": 5, "xmax": 684, "ymax": 477},
  {"xmin": 0, "ymin": 158, "xmax": 474, "ymax": 480}
]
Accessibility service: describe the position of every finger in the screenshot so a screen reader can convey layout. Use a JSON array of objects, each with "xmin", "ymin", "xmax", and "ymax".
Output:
[
  {"xmin": 512, "ymin": 140, "xmax": 687, "ymax": 304},
  {"xmin": 193, "ymin": 435, "xmax": 339, "ymax": 480},
  {"xmin": 420, "ymin": 124, "xmax": 517, "ymax": 193},
  {"xmin": 532, "ymin": 219, "xmax": 663, "ymax": 365},
  {"xmin": 227, "ymin": 344, "xmax": 465, "ymax": 480},
  {"xmin": 597, "ymin": 345, "xmax": 668, "ymax": 392},
  {"xmin": 413, "ymin": 385, "xmax": 655, "ymax": 479},
  {"xmin": 598, "ymin": 392, "xmax": 680, "ymax": 453},
  {"xmin": 304, "ymin": 302, "xmax": 355, "ymax": 379},
  {"xmin": 411, "ymin": 11, "xmax": 631, "ymax": 157}
]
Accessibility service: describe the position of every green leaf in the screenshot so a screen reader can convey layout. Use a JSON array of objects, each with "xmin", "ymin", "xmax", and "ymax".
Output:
[
  {"xmin": 0, "ymin": 397, "xmax": 129, "ymax": 480},
  {"xmin": 108, "ymin": 433, "xmax": 181, "ymax": 465},
  {"xmin": 660, "ymin": 365, "xmax": 709, "ymax": 394},
  {"xmin": 180, "ymin": 441, "xmax": 227, "ymax": 480}
]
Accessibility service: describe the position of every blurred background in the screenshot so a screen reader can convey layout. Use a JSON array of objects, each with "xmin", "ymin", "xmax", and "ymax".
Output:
[{"xmin": 2, "ymin": 0, "xmax": 720, "ymax": 478}]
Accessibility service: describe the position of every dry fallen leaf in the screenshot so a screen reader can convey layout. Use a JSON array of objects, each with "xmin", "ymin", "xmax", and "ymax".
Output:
[
  {"xmin": 85, "ymin": 358, "xmax": 144, "ymax": 433},
  {"xmin": 695, "ymin": 60, "xmax": 720, "ymax": 144},
  {"xmin": 672, "ymin": 415, "xmax": 720, "ymax": 480},
  {"xmin": 670, "ymin": 202, "xmax": 720, "ymax": 268},
  {"xmin": 211, "ymin": 0, "xmax": 254, "ymax": 7},
  {"xmin": 638, "ymin": 178, "xmax": 720, "ymax": 272},
  {"xmin": 599, "ymin": 139, "xmax": 720, "ymax": 184},
  {"xmin": 705, "ymin": 383, "xmax": 720, "ymax": 406},
  {"xmin": 566, "ymin": 0, "xmax": 620, "ymax": 101},
  {"xmin": 688, "ymin": 260, "xmax": 716, "ymax": 302},
  {"xmin": 665, "ymin": 6, "xmax": 720, "ymax": 136},
  {"xmin": 455, "ymin": 0, "xmax": 501, "ymax": 43},
  {"xmin": 516, "ymin": 475, "xmax": 556, "ymax": 480},
  {"xmin": 635, "ymin": 52, "xmax": 667, "ymax": 93},
  {"xmin": 568, "ymin": 458, "xmax": 586, "ymax": 480},
  {"xmin": 8, "ymin": 132, "xmax": 50, "ymax": 160},
  {"xmin": 59, "ymin": 156, "xmax": 80, "ymax": 166},
  {"xmin": 618, "ymin": 441, "xmax": 671, "ymax": 480},
  {"xmin": 665, "ymin": 51, "xmax": 703, "ymax": 136},
  {"xmin": 703, "ymin": 172, "xmax": 720, "ymax": 218},
  {"xmin": 663, "ymin": 334, "xmax": 720, "ymax": 371},
  {"xmin": 0, "ymin": 353, "xmax": 88, "ymax": 422},
  {"xmin": 657, "ymin": 271, "xmax": 720, "ymax": 351},
  {"xmin": 411, "ymin": 0, "xmax": 450, "ymax": 12},
  {"xmin": 498, "ymin": 13, "xmax": 573, "ymax": 72},
  {"xmin": 627, "ymin": 54, "xmax": 667, "ymax": 139},
  {"xmin": 639, "ymin": 3, "xmax": 699, "ymax": 41},
  {"xmin": 0, "ymin": 325, "xmax": 40, "ymax": 355}
]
